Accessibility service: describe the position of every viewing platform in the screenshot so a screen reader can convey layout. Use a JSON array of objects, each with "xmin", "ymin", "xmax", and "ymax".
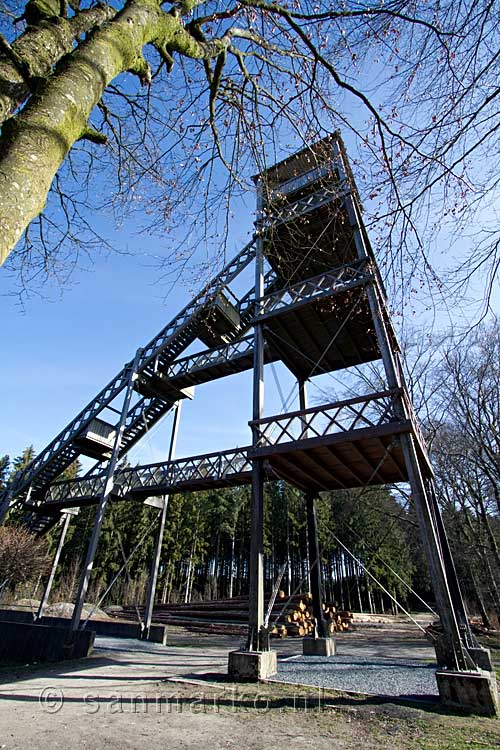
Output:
[{"xmin": 29, "ymin": 389, "xmax": 430, "ymax": 515}]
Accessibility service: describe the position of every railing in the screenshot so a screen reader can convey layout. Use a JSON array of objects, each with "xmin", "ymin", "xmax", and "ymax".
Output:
[
  {"xmin": 266, "ymin": 162, "xmax": 334, "ymax": 200},
  {"xmin": 121, "ymin": 448, "xmax": 253, "ymax": 495},
  {"xmin": 44, "ymin": 448, "xmax": 254, "ymax": 506},
  {"xmin": 138, "ymin": 239, "xmax": 257, "ymax": 372},
  {"xmin": 257, "ymin": 260, "xmax": 370, "ymax": 319},
  {"xmin": 167, "ymin": 336, "xmax": 255, "ymax": 381},
  {"xmin": 260, "ymin": 184, "xmax": 350, "ymax": 227},
  {"xmin": 250, "ymin": 390, "xmax": 405, "ymax": 450}
]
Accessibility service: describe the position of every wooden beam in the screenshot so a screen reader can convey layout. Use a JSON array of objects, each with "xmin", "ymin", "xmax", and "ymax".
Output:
[{"xmin": 317, "ymin": 443, "xmax": 367, "ymax": 487}]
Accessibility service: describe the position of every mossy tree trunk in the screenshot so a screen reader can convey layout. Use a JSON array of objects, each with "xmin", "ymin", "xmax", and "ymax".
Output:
[
  {"xmin": 0, "ymin": 0, "xmax": 220, "ymax": 266},
  {"xmin": 0, "ymin": 4, "xmax": 117, "ymax": 124}
]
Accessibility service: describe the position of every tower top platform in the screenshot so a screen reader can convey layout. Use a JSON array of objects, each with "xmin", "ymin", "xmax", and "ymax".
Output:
[{"xmin": 253, "ymin": 131, "xmax": 360, "ymax": 205}]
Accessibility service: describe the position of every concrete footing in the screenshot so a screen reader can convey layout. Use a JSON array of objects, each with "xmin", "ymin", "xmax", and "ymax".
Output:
[
  {"xmin": 303, "ymin": 637, "xmax": 336, "ymax": 656},
  {"xmin": 0, "ymin": 608, "xmax": 167, "ymax": 644},
  {"xmin": 228, "ymin": 650, "xmax": 277, "ymax": 680},
  {"xmin": 468, "ymin": 647, "xmax": 493, "ymax": 672},
  {"xmin": 436, "ymin": 669, "xmax": 499, "ymax": 716}
]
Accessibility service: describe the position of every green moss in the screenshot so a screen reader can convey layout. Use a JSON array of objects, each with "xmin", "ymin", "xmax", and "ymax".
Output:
[{"xmin": 25, "ymin": 0, "xmax": 62, "ymax": 24}]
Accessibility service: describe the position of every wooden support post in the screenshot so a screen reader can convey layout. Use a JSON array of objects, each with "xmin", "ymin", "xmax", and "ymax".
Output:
[
  {"xmin": 247, "ymin": 204, "xmax": 267, "ymax": 652},
  {"xmin": 36, "ymin": 512, "xmax": 72, "ymax": 620},
  {"xmin": 299, "ymin": 381, "xmax": 328, "ymax": 638},
  {"xmin": 143, "ymin": 401, "xmax": 182, "ymax": 639},
  {"xmin": 305, "ymin": 491, "xmax": 328, "ymax": 638},
  {"xmin": 69, "ymin": 348, "xmax": 142, "ymax": 635}
]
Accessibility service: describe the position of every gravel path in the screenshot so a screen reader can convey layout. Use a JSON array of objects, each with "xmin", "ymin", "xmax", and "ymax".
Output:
[
  {"xmin": 93, "ymin": 629, "xmax": 440, "ymax": 700},
  {"xmin": 272, "ymin": 654, "xmax": 439, "ymax": 699}
]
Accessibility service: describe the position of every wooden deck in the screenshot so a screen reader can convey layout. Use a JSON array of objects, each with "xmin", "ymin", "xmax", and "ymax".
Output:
[
  {"xmin": 263, "ymin": 286, "xmax": 379, "ymax": 379},
  {"xmin": 252, "ymin": 424, "xmax": 410, "ymax": 491}
]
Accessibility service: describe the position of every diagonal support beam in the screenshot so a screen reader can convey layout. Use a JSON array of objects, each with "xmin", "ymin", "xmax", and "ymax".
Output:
[
  {"xmin": 68, "ymin": 347, "xmax": 143, "ymax": 635},
  {"xmin": 142, "ymin": 401, "xmax": 182, "ymax": 639},
  {"xmin": 36, "ymin": 511, "xmax": 73, "ymax": 620}
]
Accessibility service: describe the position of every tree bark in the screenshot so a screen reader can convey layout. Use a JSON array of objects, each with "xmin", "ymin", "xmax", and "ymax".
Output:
[
  {"xmin": 0, "ymin": 0, "xmax": 223, "ymax": 266},
  {"xmin": 0, "ymin": 5, "xmax": 117, "ymax": 124}
]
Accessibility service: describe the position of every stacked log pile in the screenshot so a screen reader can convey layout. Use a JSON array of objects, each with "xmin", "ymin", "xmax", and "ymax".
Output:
[
  {"xmin": 273, "ymin": 592, "xmax": 353, "ymax": 638},
  {"xmin": 106, "ymin": 591, "xmax": 354, "ymax": 638}
]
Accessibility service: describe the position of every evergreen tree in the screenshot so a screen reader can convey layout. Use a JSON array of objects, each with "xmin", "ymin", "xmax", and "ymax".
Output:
[
  {"xmin": 9, "ymin": 445, "xmax": 35, "ymax": 480},
  {"xmin": 0, "ymin": 455, "xmax": 9, "ymax": 493}
]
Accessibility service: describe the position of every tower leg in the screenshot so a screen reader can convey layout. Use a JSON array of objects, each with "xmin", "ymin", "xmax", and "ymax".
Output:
[
  {"xmin": 36, "ymin": 511, "xmax": 72, "ymax": 620},
  {"xmin": 142, "ymin": 402, "xmax": 181, "ymax": 640},
  {"xmin": 297, "ymin": 380, "xmax": 331, "ymax": 645},
  {"xmin": 68, "ymin": 348, "xmax": 142, "ymax": 636},
  {"xmin": 247, "ymin": 216, "xmax": 267, "ymax": 655},
  {"xmin": 303, "ymin": 490, "xmax": 336, "ymax": 657},
  {"xmin": 399, "ymin": 433, "xmax": 468, "ymax": 669},
  {"xmin": 305, "ymin": 491, "xmax": 328, "ymax": 639},
  {"xmin": 228, "ymin": 207, "xmax": 276, "ymax": 680},
  {"xmin": 247, "ymin": 456, "xmax": 266, "ymax": 651}
]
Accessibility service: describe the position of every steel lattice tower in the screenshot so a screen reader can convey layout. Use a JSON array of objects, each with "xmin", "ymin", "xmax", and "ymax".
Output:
[{"xmin": 0, "ymin": 133, "xmax": 496, "ymax": 713}]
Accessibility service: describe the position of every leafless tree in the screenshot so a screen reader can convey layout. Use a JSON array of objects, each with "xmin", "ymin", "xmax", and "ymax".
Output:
[
  {"xmin": 428, "ymin": 321, "xmax": 500, "ymax": 624},
  {"xmin": 0, "ymin": 524, "xmax": 49, "ymax": 594},
  {"xmin": 0, "ymin": 0, "xmax": 498, "ymax": 300}
]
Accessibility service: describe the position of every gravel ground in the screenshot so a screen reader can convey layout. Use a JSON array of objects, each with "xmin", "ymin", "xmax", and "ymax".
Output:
[
  {"xmin": 94, "ymin": 632, "xmax": 439, "ymax": 700},
  {"xmin": 0, "ymin": 631, "xmax": 497, "ymax": 750},
  {"xmin": 272, "ymin": 654, "xmax": 439, "ymax": 699}
]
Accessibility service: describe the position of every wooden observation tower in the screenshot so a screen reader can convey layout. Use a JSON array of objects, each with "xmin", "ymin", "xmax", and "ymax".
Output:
[{"xmin": 0, "ymin": 133, "xmax": 496, "ymax": 713}]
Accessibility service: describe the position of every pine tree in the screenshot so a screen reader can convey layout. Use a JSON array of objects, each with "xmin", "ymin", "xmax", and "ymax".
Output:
[
  {"xmin": 0, "ymin": 455, "xmax": 9, "ymax": 493},
  {"xmin": 9, "ymin": 445, "xmax": 35, "ymax": 480}
]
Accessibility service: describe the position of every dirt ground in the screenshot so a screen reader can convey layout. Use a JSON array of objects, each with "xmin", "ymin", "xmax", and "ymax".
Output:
[{"xmin": 0, "ymin": 626, "xmax": 499, "ymax": 750}]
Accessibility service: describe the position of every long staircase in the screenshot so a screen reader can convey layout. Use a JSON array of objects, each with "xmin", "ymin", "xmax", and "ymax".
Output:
[{"xmin": 1, "ymin": 239, "xmax": 269, "ymax": 528}]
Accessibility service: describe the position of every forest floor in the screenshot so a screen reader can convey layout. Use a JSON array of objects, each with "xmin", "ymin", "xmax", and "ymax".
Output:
[{"xmin": 0, "ymin": 625, "xmax": 499, "ymax": 750}]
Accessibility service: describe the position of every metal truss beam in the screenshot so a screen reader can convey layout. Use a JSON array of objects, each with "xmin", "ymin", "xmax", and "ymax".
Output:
[
  {"xmin": 256, "ymin": 259, "xmax": 371, "ymax": 322},
  {"xmin": 1, "ymin": 240, "xmax": 258, "ymax": 515},
  {"xmin": 40, "ymin": 447, "xmax": 257, "ymax": 510}
]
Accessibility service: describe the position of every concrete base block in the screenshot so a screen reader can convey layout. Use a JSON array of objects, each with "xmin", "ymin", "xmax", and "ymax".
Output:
[
  {"xmin": 0, "ymin": 620, "xmax": 94, "ymax": 664},
  {"xmin": 468, "ymin": 647, "xmax": 493, "ymax": 672},
  {"xmin": 436, "ymin": 669, "xmax": 499, "ymax": 716},
  {"xmin": 140, "ymin": 625, "xmax": 168, "ymax": 645},
  {"xmin": 303, "ymin": 637, "xmax": 336, "ymax": 656},
  {"xmin": 228, "ymin": 650, "xmax": 277, "ymax": 681},
  {"xmin": 433, "ymin": 634, "xmax": 456, "ymax": 668},
  {"xmin": 0, "ymin": 608, "xmax": 167, "ymax": 644}
]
